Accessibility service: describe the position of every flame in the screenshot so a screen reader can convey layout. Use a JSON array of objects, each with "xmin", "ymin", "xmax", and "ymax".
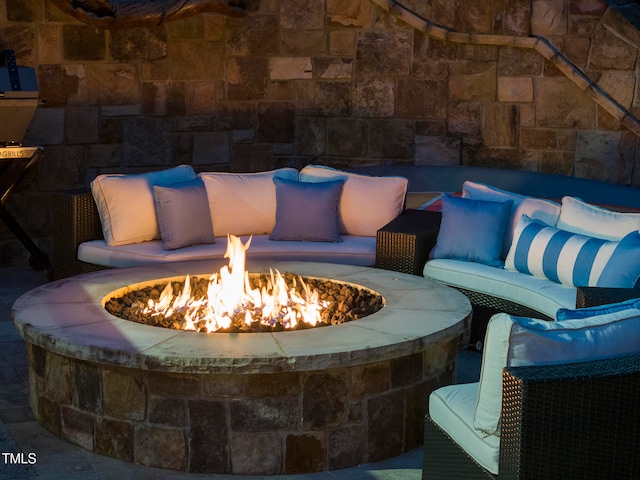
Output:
[{"xmin": 142, "ymin": 235, "xmax": 328, "ymax": 332}]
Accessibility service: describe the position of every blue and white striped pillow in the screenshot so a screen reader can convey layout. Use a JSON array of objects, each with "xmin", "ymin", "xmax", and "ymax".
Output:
[{"xmin": 505, "ymin": 215, "xmax": 640, "ymax": 288}]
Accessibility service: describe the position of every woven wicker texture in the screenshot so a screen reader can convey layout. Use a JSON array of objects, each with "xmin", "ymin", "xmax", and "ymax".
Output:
[
  {"xmin": 375, "ymin": 209, "xmax": 441, "ymax": 275},
  {"xmin": 53, "ymin": 191, "xmax": 106, "ymax": 279},
  {"xmin": 575, "ymin": 286, "xmax": 640, "ymax": 308}
]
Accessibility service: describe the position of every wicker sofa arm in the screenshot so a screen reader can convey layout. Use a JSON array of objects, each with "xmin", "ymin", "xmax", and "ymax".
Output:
[
  {"xmin": 500, "ymin": 354, "xmax": 640, "ymax": 479},
  {"xmin": 53, "ymin": 191, "xmax": 105, "ymax": 280},
  {"xmin": 575, "ymin": 286, "xmax": 640, "ymax": 308}
]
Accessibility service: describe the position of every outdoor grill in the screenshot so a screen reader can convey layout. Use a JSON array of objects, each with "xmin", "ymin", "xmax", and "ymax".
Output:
[{"xmin": 0, "ymin": 50, "xmax": 49, "ymax": 273}]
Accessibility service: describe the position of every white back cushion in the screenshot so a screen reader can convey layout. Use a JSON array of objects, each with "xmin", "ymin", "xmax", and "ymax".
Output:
[
  {"xmin": 462, "ymin": 181, "xmax": 560, "ymax": 257},
  {"xmin": 557, "ymin": 196, "xmax": 640, "ymax": 241},
  {"xmin": 474, "ymin": 309, "xmax": 640, "ymax": 436},
  {"xmin": 91, "ymin": 165, "xmax": 196, "ymax": 246},
  {"xmin": 299, "ymin": 165, "xmax": 408, "ymax": 237},
  {"xmin": 200, "ymin": 168, "xmax": 299, "ymax": 236}
]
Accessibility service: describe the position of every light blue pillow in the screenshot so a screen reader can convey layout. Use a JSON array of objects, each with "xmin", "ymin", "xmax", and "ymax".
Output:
[
  {"xmin": 430, "ymin": 194, "xmax": 513, "ymax": 267},
  {"xmin": 506, "ymin": 215, "xmax": 640, "ymax": 288},
  {"xmin": 557, "ymin": 297, "xmax": 640, "ymax": 321},
  {"xmin": 153, "ymin": 178, "xmax": 215, "ymax": 250},
  {"xmin": 269, "ymin": 177, "xmax": 344, "ymax": 242}
]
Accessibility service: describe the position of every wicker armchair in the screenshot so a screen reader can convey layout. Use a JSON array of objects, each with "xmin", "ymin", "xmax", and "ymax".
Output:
[{"xmin": 423, "ymin": 352, "xmax": 640, "ymax": 479}]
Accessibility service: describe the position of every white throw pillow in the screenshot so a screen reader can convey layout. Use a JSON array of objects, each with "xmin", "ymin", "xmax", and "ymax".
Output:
[
  {"xmin": 299, "ymin": 165, "xmax": 408, "ymax": 237},
  {"xmin": 200, "ymin": 168, "xmax": 299, "ymax": 236},
  {"xmin": 91, "ymin": 165, "xmax": 197, "ymax": 246},
  {"xmin": 462, "ymin": 181, "xmax": 561, "ymax": 257},
  {"xmin": 474, "ymin": 309, "xmax": 640, "ymax": 436},
  {"xmin": 557, "ymin": 196, "xmax": 640, "ymax": 241}
]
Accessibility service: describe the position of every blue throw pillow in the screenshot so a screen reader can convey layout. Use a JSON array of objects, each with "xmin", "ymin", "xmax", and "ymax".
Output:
[
  {"xmin": 269, "ymin": 177, "xmax": 344, "ymax": 242},
  {"xmin": 430, "ymin": 194, "xmax": 513, "ymax": 267},
  {"xmin": 153, "ymin": 178, "xmax": 215, "ymax": 250},
  {"xmin": 506, "ymin": 215, "xmax": 640, "ymax": 288},
  {"xmin": 557, "ymin": 297, "xmax": 640, "ymax": 321}
]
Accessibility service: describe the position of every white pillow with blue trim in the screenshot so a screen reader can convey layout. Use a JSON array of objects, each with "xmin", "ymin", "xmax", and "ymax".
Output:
[{"xmin": 505, "ymin": 215, "xmax": 640, "ymax": 288}]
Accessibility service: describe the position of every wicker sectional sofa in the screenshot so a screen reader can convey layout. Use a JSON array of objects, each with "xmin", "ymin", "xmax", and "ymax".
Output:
[{"xmin": 52, "ymin": 164, "xmax": 408, "ymax": 279}]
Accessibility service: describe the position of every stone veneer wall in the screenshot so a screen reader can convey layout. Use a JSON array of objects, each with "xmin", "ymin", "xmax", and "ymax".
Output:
[{"xmin": 1, "ymin": 0, "xmax": 640, "ymax": 266}]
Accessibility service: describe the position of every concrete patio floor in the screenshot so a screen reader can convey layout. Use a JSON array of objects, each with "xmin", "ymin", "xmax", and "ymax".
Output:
[{"xmin": 0, "ymin": 266, "xmax": 481, "ymax": 480}]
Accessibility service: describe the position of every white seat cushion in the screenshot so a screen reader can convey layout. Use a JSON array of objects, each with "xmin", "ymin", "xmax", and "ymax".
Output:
[
  {"xmin": 78, "ymin": 235, "xmax": 376, "ymax": 268},
  {"xmin": 557, "ymin": 196, "xmax": 640, "ymax": 241},
  {"xmin": 423, "ymin": 258, "xmax": 576, "ymax": 319},
  {"xmin": 429, "ymin": 383, "xmax": 500, "ymax": 475}
]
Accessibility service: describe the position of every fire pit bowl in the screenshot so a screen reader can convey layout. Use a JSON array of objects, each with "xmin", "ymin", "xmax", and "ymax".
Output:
[{"xmin": 13, "ymin": 259, "xmax": 470, "ymax": 475}]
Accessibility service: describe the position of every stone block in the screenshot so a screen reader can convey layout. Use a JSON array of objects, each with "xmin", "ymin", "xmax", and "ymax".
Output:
[
  {"xmin": 416, "ymin": 120, "xmax": 447, "ymax": 136},
  {"xmin": 74, "ymin": 361, "xmax": 102, "ymax": 414},
  {"xmin": 103, "ymin": 367, "xmax": 145, "ymax": 421},
  {"xmin": 205, "ymin": 15, "xmax": 226, "ymax": 41},
  {"xmin": 227, "ymin": 57, "xmax": 269, "ymax": 100},
  {"xmin": 169, "ymin": 41, "xmax": 224, "ymax": 80},
  {"xmin": 7, "ymin": 0, "xmax": 43, "ymax": 22},
  {"xmin": 308, "ymin": 81, "xmax": 351, "ymax": 116},
  {"xmin": 416, "ymin": 136, "xmax": 461, "ymax": 166},
  {"xmin": 186, "ymin": 81, "xmax": 217, "ymax": 115},
  {"xmin": 351, "ymin": 361, "xmax": 390, "ymax": 400},
  {"xmin": 134, "ymin": 425, "xmax": 187, "ymax": 470},
  {"xmin": 412, "ymin": 60, "xmax": 448, "ymax": 79},
  {"xmin": 448, "ymin": 101, "xmax": 482, "ymax": 136},
  {"xmin": 520, "ymin": 128, "xmax": 557, "ymax": 149},
  {"xmin": 257, "ymin": 102, "xmax": 295, "ymax": 143},
  {"xmin": 231, "ymin": 143, "xmax": 273, "ymax": 171},
  {"xmin": 142, "ymin": 81, "xmax": 186, "ymax": 116},
  {"xmin": 65, "ymin": 107, "xmax": 99, "ymax": 144},
  {"xmin": 303, "ymin": 371, "xmax": 348, "ymax": 429},
  {"xmin": 540, "ymin": 150, "xmax": 574, "ymax": 175},
  {"xmin": 231, "ymin": 432, "xmax": 282, "ymax": 475},
  {"xmin": 597, "ymin": 71, "xmax": 635, "ymax": 109},
  {"xmin": 23, "ymin": 107, "xmax": 65, "ymax": 145},
  {"xmin": 87, "ymin": 64, "xmax": 139, "ymax": 105},
  {"xmin": 37, "ymin": 395, "xmax": 61, "ymax": 437},
  {"xmin": 295, "ymin": 116, "xmax": 326, "ymax": 156},
  {"xmin": 147, "ymin": 371, "xmax": 200, "ymax": 398},
  {"xmin": 498, "ymin": 77, "xmax": 534, "ymax": 103},
  {"xmin": 449, "ymin": 63, "xmax": 496, "ymax": 101},
  {"xmin": 327, "ymin": 425, "xmax": 364, "ymax": 470},
  {"xmin": 61, "ymin": 405, "xmax": 94, "ymax": 451},
  {"xmin": 280, "ymin": 0, "xmax": 324, "ymax": 29},
  {"xmin": 327, "ymin": 118, "xmax": 367, "ymax": 157},
  {"xmin": 193, "ymin": 132, "xmax": 230, "ymax": 165},
  {"xmin": 589, "ymin": 25, "xmax": 637, "ymax": 71},
  {"xmin": 498, "ymin": 47, "xmax": 544, "ymax": 76},
  {"xmin": 535, "ymin": 77, "xmax": 594, "ymax": 128},
  {"xmin": 270, "ymin": 57, "xmax": 312, "ymax": 80},
  {"xmin": 109, "ymin": 28, "xmax": 167, "ymax": 62},
  {"xmin": 225, "ymin": 15, "xmax": 279, "ymax": 56},
  {"xmin": 244, "ymin": 372, "xmax": 301, "ymax": 397},
  {"xmin": 44, "ymin": 352, "xmax": 72, "ymax": 403},
  {"xmin": 313, "ymin": 57, "xmax": 352, "ymax": 80},
  {"xmin": 390, "ymin": 352, "xmax": 423, "ymax": 387},
  {"xmin": 285, "ymin": 434, "xmax": 324, "ymax": 474},
  {"xmin": 148, "ymin": 395, "xmax": 186, "ymax": 427},
  {"xmin": 0, "ymin": 26, "xmax": 35, "ymax": 67},
  {"xmin": 328, "ymin": 0, "xmax": 374, "ymax": 27},
  {"xmin": 188, "ymin": 399, "xmax": 230, "ymax": 473},
  {"xmin": 483, "ymin": 104, "xmax": 518, "ymax": 147},
  {"xmin": 62, "ymin": 25, "xmax": 106, "ymax": 61},
  {"xmin": 504, "ymin": 0, "xmax": 532, "ymax": 35},
  {"xmin": 368, "ymin": 119, "xmax": 413, "ymax": 158},
  {"xmin": 569, "ymin": 0, "xmax": 607, "ymax": 15},
  {"xmin": 574, "ymin": 130, "xmax": 636, "ymax": 183},
  {"xmin": 231, "ymin": 396, "xmax": 299, "ymax": 431},
  {"xmin": 330, "ymin": 31, "xmax": 357, "ymax": 56},
  {"xmin": 353, "ymin": 78, "xmax": 394, "ymax": 117},
  {"xmin": 397, "ymin": 79, "xmax": 447, "ymax": 119},
  {"xmin": 95, "ymin": 417, "xmax": 133, "ymax": 462},
  {"xmin": 37, "ymin": 25, "xmax": 61, "ymax": 63},
  {"xmin": 366, "ymin": 389, "xmax": 404, "ymax": 462},
  {"xmin": 121, "ymin": 117, "xmax": 173, "ymax": 166},
  {"xmin": 281, "ymin": 30, "xmax": 327, "ymax": 55},
  {"xmin": 569, "ymin": 16, "xmax": 598, "ymax": 35},
  {"xmin": 531, "ymin": 0, "xmax": 567, "ymax": 35},
  {"xmin": 355, "ymin": 31, "xmax": 411, "ymax": 77}
]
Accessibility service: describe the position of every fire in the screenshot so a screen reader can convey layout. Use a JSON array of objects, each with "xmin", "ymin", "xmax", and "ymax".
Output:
[{"xmin": 141, "ymin": 235, "xmax": 329, "ymax": 332}]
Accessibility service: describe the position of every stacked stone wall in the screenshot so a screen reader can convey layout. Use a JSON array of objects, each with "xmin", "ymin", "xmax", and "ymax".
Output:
[{"xmin": 0, "ymin": 0, "xmax": 639, "ymax": 266}]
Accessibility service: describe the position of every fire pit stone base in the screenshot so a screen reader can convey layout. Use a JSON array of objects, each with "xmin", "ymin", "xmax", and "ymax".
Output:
[{"xmin": 15, "ymin": 260, "xmax": 470, "ymax": 475}]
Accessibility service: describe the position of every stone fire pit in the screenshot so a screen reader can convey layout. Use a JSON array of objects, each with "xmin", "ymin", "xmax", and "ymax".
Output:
[{"xmin": 12, "ymin": 260, "xmax": 470, "ymax": 475}]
